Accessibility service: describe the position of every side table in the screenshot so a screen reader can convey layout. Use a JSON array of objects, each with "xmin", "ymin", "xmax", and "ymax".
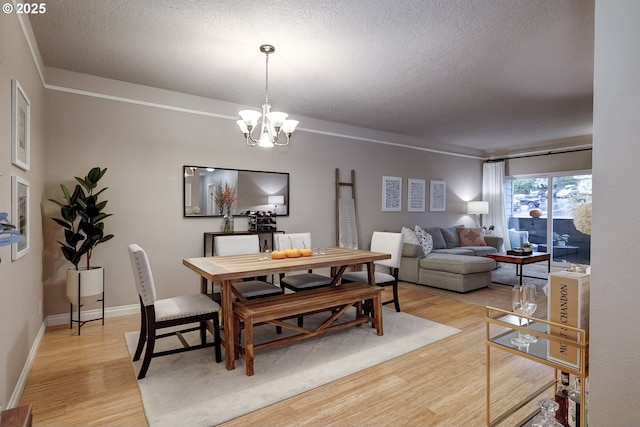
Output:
[{"xmin": 486, "ymin": 252, "xmax": 551, "ymax": 286}]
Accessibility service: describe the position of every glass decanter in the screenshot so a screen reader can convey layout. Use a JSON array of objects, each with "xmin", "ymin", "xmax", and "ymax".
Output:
[{"xmin": 531, "ymin": 398, "xmax": 564, "ymax": 427}]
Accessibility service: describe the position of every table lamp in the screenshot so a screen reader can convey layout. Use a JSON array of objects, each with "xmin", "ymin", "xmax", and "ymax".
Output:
[{"xmin": 467, "ymin": 201, "xmax": 489, "ymax": 228}]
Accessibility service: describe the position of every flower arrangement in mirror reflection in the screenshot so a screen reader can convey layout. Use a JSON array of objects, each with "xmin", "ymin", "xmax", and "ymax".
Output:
[
  {"xmin": 213, "ymin": 181, "xmax": 237, "ymax": 216},
  {"xmin": 212, "ymin": 181, "xmax": 237, "ymax": 232}
]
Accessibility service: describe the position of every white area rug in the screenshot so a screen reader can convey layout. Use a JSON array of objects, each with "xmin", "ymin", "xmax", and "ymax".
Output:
[{"xmin": 125, "ymin": 308, "xmax": 460, "ymax": 427}]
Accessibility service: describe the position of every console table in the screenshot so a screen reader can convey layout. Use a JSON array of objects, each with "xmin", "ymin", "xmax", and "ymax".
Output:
[{"xmin": 202, "ymin": 230, "xmax": 284, "ymax": 257}]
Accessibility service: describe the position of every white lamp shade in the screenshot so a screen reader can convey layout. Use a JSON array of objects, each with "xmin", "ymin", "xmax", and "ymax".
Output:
[
  {"xmin": 281, "ymin": 119, "xmax": 299, "ymax": 134},
  {"xmin": 236, "ymin": 120, "xmax": 249, "ymax": 134},
  {"xmin": 268, "ymin": 195, "xmax": 285, "ymax": 205},
  {"xmin": 239, "ymin": 110, "xmax": 262, "ymax": 127},
  {"xmin": 467, "ymin": 201, "xmax": 489, "ymax": 215},
  {"xmin": 266, "ymin": 112, "xmax": 288, "ymax": 128}
]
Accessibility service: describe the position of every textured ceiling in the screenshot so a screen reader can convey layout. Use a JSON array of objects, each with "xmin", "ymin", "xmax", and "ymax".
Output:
[{"xmin": 28, "ymin": 0, "xmax": 594, "ymax": 156}]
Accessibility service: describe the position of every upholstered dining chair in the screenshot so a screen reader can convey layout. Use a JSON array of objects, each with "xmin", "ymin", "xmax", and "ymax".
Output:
[
  {"xmin": 274, "ymin": 232, "xmax": 333, "ymax": 326},
  {"xmin": 213, "ymin": 234, "xmax": 284, "ymax": 300},
  {"xmin": 275, "ymin": 233, "xmax": 333, "ymax": 292},
  {"xmin": 214, "ymin": 234, "xmax": 284, "ymax": 336},
  {"xmin": 128, "ymin": 244, "xmax": 222, "ymax": 380},
  {"xmin": 341, "ymin": 231, "xmax": 403, "ymax": 312}
]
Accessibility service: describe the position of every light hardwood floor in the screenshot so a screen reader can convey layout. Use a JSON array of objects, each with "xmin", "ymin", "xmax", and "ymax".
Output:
[{"xmin": 19, "ymin": 284, "xmax": 555, "ymax": 426}]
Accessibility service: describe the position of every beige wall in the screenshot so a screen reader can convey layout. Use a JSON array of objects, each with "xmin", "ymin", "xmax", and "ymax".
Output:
[
  {"xmin": 41, "ymin": 85, "xmax": 487, "ymax": 316},
  {"xmin": 0, "ymin": 14, "xmax": 45, "ymax": 407}
]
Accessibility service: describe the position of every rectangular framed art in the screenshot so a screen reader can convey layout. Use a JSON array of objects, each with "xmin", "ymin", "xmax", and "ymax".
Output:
[
  {"xmin": 430, "ymin": 180, "xmax": 446, "ymax": 212},
  {"xmin": 382, "ymin": 176, "xmax": 402, "ymax": 212},
  {"xmin": 12, "ymin": 176, "xmax": 30, "ymax": 260},
  {"xmin": 407, "ymin": 178, "xmax": 426, "ymax": 212},
  {"xmin": 12, "ymin": 79, "xmax": 31, "ymax": 171}
]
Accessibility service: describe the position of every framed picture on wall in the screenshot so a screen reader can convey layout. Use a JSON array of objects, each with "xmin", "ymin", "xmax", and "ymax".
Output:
[
  {"xmin": 430, "ymin": 180, "xmax": 446, "ymax": 212},
  {"xmin": 11, "ymin": 80, "xmax": 31, "ymax": 171},
  {"xmin": 12, "ymin": 176, "xmax": 30, "ymax": 260},
  {"xmin": 382, "ymin": 176, "xmax": 402, "ymax": 212},
  {"xmin": 407, "ymin": 178, "xmax": 426, "ymax": 212}
]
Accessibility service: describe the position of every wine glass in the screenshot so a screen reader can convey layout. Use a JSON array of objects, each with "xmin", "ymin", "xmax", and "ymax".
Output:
[
  {"xmin": 510, "ymin": 284, "xmax": 528, "ymax": 346},
  {"xmin": 521, "ymin": 283, "xmax": 538, "ymax": 343}
]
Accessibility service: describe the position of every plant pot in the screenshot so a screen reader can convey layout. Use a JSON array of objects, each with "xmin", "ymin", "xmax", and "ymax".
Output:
[
  {"xmin": 558, "ymin": 241, "xmax": 566, "ymax": 246},
  {"xmin": 66, "ymin": 267, "xmax": 104, "ymax": 306}
]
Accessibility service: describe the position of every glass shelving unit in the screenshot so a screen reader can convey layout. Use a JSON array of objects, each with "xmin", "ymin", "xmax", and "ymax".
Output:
[{"xmin": 485, "ymin": 306, "xmax": 588, "ymax": 427}]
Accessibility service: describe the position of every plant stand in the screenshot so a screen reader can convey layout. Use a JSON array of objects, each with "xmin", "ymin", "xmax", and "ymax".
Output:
[{"xmin": 67, "ymin": 267, "xmax": 105, "ymax": 335}]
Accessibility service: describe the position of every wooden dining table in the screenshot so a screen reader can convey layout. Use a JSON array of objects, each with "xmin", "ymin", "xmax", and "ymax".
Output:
[{"xmin": 183, "ymin": 247, "xmax": 391, "ymax": 370}]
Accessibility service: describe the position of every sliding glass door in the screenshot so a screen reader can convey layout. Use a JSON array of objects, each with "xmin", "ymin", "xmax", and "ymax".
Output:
[{"xmin": 506, "ymin": 173, "xmax": 591, "ymax": 264}]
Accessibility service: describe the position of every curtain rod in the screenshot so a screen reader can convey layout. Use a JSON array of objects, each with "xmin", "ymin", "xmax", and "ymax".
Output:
[{"xmin": 485, "ymin": 147, "xmax": 592, "ymax": 163}]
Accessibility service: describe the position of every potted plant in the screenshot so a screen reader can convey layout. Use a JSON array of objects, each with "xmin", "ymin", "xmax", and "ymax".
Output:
[{"xmin": 49, "ymin": 167, "xmax": 114, "ymax": 318}]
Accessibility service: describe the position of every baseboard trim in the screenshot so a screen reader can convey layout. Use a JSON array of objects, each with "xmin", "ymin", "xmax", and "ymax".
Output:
[
  {"xmin": 46, "ymin": 304, "xmax": 139, "ymax": 326},
  {"xmin": 8, "ymin": 321, "xmax": 46, "ymax": 408},
  {"xmin": 10, "ymin": 304, "xmax": 138, "ymax": 408}
]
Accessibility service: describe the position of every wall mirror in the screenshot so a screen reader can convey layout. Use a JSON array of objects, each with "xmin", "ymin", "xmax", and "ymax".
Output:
[{"xmin": 183, "ymin": 166, "xmax": 289, "ymax": 217}]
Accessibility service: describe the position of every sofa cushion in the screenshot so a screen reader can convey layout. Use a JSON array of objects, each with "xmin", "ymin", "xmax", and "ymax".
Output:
[
  {"xmin": 401, "ymin": 226, "xmax": 420, "ymax": 245},
  {"xmin": 420, "ymin": 253, "xmax": 496, "ymax": 275},
  {"xmin": 402, "ymin": 242, "xmax": 423, "ymax": 258},
  {"xmin": 422, "ymin": 226, "xmax": 447, "ymax": 249},
  {"xmin": 413, "ymin": 226, "xmax": 434, "ymax": 255},
  {"xmin": 466, "ymin": 246, "xmax": 498, "ymax": 256},
  {"xmin": 441, "ymin": 225, "xmax": 464, "ymax": 248},
  {"xmin": 458, "ymin": 227, "xmax": 487, "ymax": 246},
  {"xmin": 432, "ymin": 248, "xmax": 475, "ymax": 256}
]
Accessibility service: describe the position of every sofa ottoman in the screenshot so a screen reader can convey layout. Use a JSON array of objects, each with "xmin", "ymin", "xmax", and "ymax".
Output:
[{"xmin": 418, "ymin": 253, "xmax": 496, "ymax": 293}]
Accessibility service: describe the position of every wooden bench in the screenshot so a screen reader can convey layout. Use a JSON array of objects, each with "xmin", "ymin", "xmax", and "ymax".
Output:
[{"xmin": 233, "ymin": 282, "xmax": 384, "ymax": 376}]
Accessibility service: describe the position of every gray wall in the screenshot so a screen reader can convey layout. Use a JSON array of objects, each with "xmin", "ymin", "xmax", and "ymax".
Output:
[
  {"xmin": 0, "ymin": 14, "xmax": 45, "ymax": 407},
  {"xmin": 590, "ymin": 1, "xmax": 640, "ymax": 424},
  {"xmin": 40, "ymin": 84, "xmax": 486, "ymax": 315}
]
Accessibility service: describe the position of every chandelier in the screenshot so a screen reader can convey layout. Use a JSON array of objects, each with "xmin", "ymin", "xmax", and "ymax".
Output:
[{"xmin": 236, "ymin": 44, "xmax": 299, "ymax": 148}]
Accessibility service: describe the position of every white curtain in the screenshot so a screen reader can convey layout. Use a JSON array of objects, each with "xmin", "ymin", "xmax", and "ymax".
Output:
[{"xmin": 482, "ymin": 162, "xmax": 508, "ymax": 251}]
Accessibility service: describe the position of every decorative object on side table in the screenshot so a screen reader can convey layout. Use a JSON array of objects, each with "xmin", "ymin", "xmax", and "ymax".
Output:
[
  {"xmin": 213, "ymin": 181, "xmax": 237, "ymax": 232},
  {"xmin": 49, "ymin": 167, "xmax": 113, "ymax": 334},
  {"xmin": 507, "ymin": 242, "xmax": 533, "ymax": 256}
]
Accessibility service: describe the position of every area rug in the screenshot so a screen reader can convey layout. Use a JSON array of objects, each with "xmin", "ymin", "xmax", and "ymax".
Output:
[{"xmin": 125, "ymin": 308, "xmax": 460, "ymax": 427}]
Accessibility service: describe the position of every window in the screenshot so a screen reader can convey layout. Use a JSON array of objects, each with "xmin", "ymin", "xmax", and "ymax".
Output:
[{"xmin": 506, "ymin": 174, "xmax": 591, "ymax": 264}]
